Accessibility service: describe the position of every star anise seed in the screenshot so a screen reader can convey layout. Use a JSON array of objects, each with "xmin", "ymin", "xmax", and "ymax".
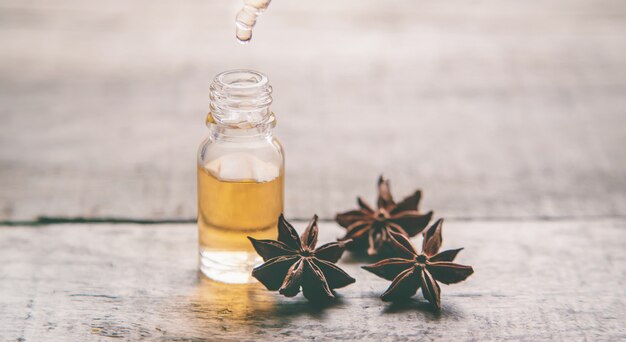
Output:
[
  {"xmin": 336, "ymin": 175, "xmax": 433, "ymax": 256},
  {"xmin": 249, "ymin": 214, "xmax": 356, "ymax": 301},
  {"xmin": 362, "ymin": 218, "xmax": 473, "ymax": 309}
]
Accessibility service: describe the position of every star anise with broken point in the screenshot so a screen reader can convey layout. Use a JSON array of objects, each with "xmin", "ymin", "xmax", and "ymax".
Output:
[
  {"xmin": 335, "ymin": 176, "xmax": 433, "ymax": 256},
  {"xmin": 362, "ymin": 218, "xmax": 474, "ymax": 309},
  {"xmin": 248, "ymin": 214, "xmax": 356, "ymax": 301}
]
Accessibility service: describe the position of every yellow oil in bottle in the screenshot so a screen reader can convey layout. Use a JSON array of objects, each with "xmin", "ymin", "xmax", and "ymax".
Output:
[{"xmin": 197, "ymin": 164, "xmax": 283, "ymax": 283}]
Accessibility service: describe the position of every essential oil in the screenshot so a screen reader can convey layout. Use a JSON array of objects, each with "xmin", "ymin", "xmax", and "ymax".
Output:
[
  {"xmin": 235, "ymin": 0, "xmax": 271, "ymax": 43},
  {"xmin": 197, "ymin": 70, "xmax": 284, "ymax": 283}
]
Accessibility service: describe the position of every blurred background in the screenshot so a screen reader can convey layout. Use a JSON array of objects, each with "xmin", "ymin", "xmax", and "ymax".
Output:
[{"xmin": 1, "ymin": 0, "xmax": 625, "ymax": 223}]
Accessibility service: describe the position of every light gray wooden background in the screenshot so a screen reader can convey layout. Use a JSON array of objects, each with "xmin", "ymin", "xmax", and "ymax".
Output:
[
  {"xmin": 2, "ymin": 0, "xmax": 625, "ymax": 222},
  {"xmin": 0, "ymin": 0, "xmax": 625, "ymax": 341}
]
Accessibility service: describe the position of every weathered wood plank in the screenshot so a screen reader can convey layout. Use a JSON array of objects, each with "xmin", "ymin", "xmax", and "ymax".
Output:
[
  {"xmin": 1, "ymin": 221, "xmax": 624, "ymax": 341},
  {"xmin": 1, "ymin": 0, "xmax": 626, "ymax": 221}
]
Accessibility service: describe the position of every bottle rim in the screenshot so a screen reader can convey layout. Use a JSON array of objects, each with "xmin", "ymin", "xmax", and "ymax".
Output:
[{"xmin": 213, "ymin": 69, "xmax": 269, "ymax": 90}]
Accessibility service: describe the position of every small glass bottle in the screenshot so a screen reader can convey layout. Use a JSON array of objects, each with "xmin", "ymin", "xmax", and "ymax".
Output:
[{"xmin": 197, "ymin": 69, "xmax": 284, "ymax": 284}]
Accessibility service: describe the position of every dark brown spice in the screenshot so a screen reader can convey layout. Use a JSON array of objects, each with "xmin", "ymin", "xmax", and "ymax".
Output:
[
  {"xmin": 249, "ymin": 214, "xmax": 355, "ymax": 301},
  {"xmin": 335, "ymin": 175, "xmax": 433, "ymax": 256},
  {"xmin": 362, "ymin": 218, "xmax": 474, "ymax": 309}
]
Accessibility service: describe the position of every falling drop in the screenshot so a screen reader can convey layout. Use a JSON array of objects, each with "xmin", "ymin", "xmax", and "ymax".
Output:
[{"xmin": 235, "ymin": 0, "xmax": 271, "ymax": 43}]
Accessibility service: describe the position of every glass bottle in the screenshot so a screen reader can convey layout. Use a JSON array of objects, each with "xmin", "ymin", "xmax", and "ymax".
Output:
[{"xmin": 197, "ymin": 69, "xmax": 284, "ymax": 284}]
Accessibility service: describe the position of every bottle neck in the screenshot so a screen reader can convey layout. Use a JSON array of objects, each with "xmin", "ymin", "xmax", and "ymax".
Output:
[
  {"xmin": 207, "ymin": 69, "xmax": 274, "ymax": 141},
  {"xmin": 207, "ymin": 111, "xmax": 276, "ymax": 140}
]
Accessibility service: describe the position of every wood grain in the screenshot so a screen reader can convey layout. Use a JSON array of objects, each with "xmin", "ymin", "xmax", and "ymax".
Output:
[
  {"xmin": 1, "ymin": 0, "xmax": 625, "ymax": 221},
  {"xmin": 1, "ymin": 221, "xmax": 624, "ymax": 341}
]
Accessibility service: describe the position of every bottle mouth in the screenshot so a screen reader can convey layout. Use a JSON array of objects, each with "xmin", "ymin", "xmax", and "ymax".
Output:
[
  {"xmin": 214, "ymin": 69, "xmax": 269, "ymax": 90},
  {"xmin": 209, "ymin": 69, "xmax": 273, "ymax": 127}
]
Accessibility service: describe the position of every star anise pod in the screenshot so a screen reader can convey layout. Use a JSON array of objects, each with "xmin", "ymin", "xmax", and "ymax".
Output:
[
  {"xmin": 335, "ymin": 175, "xmax": 433, "ymax": 256},
  {"xmin": 362, "ymin": 218, "xmax": 473, "ymax": 309},
  {"xmin": 248, "ymin": 214, "xmax": 356, "ymax": 301}
]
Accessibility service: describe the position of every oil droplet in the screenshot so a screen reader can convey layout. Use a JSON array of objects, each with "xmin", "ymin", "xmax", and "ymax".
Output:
[{"xmin": 235, "ymin": 0, "xmax": 271, "ymax": 44}]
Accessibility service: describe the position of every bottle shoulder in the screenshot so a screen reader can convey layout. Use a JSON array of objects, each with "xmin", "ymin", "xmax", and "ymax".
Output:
[
  {"xmin": 198, "ymin": 135, "xmax": 284, "ymax": 167},
  {"xmin": 270, "ymin": 136, "xmax": 284, "ymax": 155}
]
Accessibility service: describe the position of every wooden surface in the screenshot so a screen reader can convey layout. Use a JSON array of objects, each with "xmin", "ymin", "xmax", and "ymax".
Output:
[
  {"xmin": 1, "ymin": 0, "xmax": 626, "ymax": 221},
  {"xmin": 1, "ymin": 221, "xmax": 625, "ymax": 341}
]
